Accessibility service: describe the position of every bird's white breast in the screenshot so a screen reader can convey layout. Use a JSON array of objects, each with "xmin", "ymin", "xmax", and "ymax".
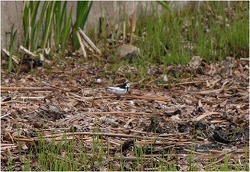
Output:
[{"xmin": 106, "ymin": 87, "xmax": 128, "ymax": 95}]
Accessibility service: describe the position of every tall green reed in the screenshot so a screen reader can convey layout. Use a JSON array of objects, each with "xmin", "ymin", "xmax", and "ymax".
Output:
[
  {"xmin": 22, "ymin": 1, "xmax": 92, "ymax": 53},
  {"xmin": 23, "ymin": 1, "xmax": 46, "ymax": 51},
  {"xmin": 54, "ymin": 2, "xmax": 72, "ymax": 51},
  {"xmin": 8, "ymin": 25, "xmax": 17, "ymax": 73},
  {"xmin": 72, "ymin": 1, "xmax": 93, "ymax": 51},
  {"xmin": 41, "ymin": 2, "xmax": 56, "ymax": 49}
]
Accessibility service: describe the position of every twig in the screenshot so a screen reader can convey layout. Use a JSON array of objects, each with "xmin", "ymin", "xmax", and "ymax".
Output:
[
  {"xmin": 104, "ymin": 95, "xmax": 168, "ymax": 102},
  {"xmin": 7, "ymin": 132, "xmax": 14, "ymax": 143},
  {"xmin": 41, "ymin": 81, "xmax": 73, "ymax": 92},
  {"xmin": 77, "ymin": 30, "xmax": 94, "ymax": 53},
  {"xmin": 123, "ymin": 21, "xmax": 126, "ymax": 43},
  {"xmin": 84, "ymin": 111, "xmax": 151, "ymax": 116},
  {"xmin": 194, "ymin": 80, "xmax": 229, "ymax": 95},
  {"xmin": 192, "ymin": 88, "xmax": 223, "ymax": 95},
  {"xmin": 112, "ymin": 128, "xmax": 150, "ymax": 135},
  {"xmin": 71, "ymin": 94, "xmax": 169, "ymax": 103},
  {"xmin": 170, "ymin": 80, "xmax": 206, "ymax": 87},
  {"xmin": 19, "ymin": 96, "xmax": 46, "ymax": 100},
  {"xmin": 14, "ymin": 132, "xmax": 146, "ymax": 143},
  {"xmin": 125, "ymin": 95, "xmax": 169, "ymax": 102},
  {"xmin": 2, "ymin": 48, "xmax": 20, "ymax": 64},
  {"xmin": 78, "ymin": 28, "xmax": 102, "ymax": 55},
  {"xmin": 207, "ymin": 150, "xmax": 234, "ymax": 167},
  {"xmin": 183, "ymin": 148, "xmax": 209, "ymax": 156},
  {"xmin": 84, "ymin": 138, "xmax": 123, "ymax": 145},
  {"xmin": 129, "ymin": 11, "xmax": 136, "ymax": 44},
  {"xmin": 159, "ymin": 133, "xmax": 188, "ymax": 137},
  {"xmin": 1, "ymin": 100, "xmax": 27, "ymax": 105},
  {"xmin": 113, "ymin": 156, "xmax": 152, "ymax": 161},
  {"xmin": 37, "ymin": 127, "xmax": 70, "ymax": 132},
  {"xmin": 76, "ymin": 31, "xmax": 87, "ymax": 57},
  {"xmin": 1, "ymin": 144, "xmax": 17, "ymax": 151},
  {"xmin": 240, "ymin": 58, "xmax": 249, "ymax": 61},
  {"xmin": 0, "ymin": 113, "xmax": 12, "ymax": 119},
  {"xmin": 1, "ymin": 87, "xmax": 55, "ymax": 91},
  {"xmin": 112, "ymin": 153, "xmax": 188, "ymax": 160},
  {"xmin": 1, "ymin": 143, "xmax": 16, "ymax": 146},
  {"xmin": 193, "ymin": 111, "xmax": 222, "ymax": 122},
  {"xmin": 20, "ymin": 45, "xmax": 37, "ymax": 57}
]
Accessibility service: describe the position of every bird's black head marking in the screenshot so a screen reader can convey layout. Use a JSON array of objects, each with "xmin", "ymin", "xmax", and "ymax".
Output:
[{"xmin": 117, "ymin": 82, "xmax": 130, "ymax": 89}]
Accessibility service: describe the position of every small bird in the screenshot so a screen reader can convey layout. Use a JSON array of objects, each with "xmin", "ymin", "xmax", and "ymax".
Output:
[{"xmin": 106, "ymin": 82, "xmax": 130, "ymax": 98}]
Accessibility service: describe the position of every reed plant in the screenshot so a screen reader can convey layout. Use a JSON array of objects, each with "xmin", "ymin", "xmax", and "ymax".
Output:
[
  {"xmin": 72, "ymin": 1, "xmax": 93, "ymax": 51},
  {"xmin": 41, "ymin": 2, "xmax": 56, "ymax": 50},
  {"xmin": 23, "ymin": 1, "xmax": 46, "ymax": 51},
  {"xmin": 53, "ymin": 1, "xmax": 72, "ymax": 51},
  {"xmin": 22, "ymin": 1, "xmax": 92, "ymax": 53},
  {"xmin": 8, "ymin": 25, "xmax": 17, "ymax": 73}
]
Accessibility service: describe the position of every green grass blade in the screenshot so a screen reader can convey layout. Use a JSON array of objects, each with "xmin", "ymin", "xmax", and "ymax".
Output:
[
  {"xmin": 54, "ymin": 1, "xmax": 63, "ymax": 47},
  {"xmin": 60, "ymin": 8, "xmax": 72, "ymax": 51},
  {"xmin": 72, "ymin": 1, "xmax": 92, "ymax": 50},
  {"xmin": 42, "ymin": 2, "xmax": 56, "ymax": 49},
  {"xmin": 8, "ymin": 25, "xmax": 17, "ymax": 73},
  {"xmin": 32, "ymin": 2, "xmax": 48, "ymax": 50},
  {"xmin": 22, "ymin": 2, "xmax": 30, "ymax": 47},
  {"xmin": 30, "ymin": 1, "xmax": 40, "ymax": 27},
  {"xmin": 157, "ymin": 1, "xmax": 171, "ymax": 11}
]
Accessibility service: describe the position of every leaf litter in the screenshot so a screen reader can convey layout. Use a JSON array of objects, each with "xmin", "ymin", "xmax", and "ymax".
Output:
[{"xmin": 1, "ymin": 56, "xmax": 249, "ymax": 170}]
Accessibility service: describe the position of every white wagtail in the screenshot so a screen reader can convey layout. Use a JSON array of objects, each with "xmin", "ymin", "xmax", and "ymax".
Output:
[{"xmin": 106, "ymin": 82, "xmax": 130, "ymax": 98}]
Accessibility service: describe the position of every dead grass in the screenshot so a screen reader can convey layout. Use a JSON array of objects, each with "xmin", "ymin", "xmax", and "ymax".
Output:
[{"xmin": 1, "ymin": 56, "xmax": 249, "ymax": 171}]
